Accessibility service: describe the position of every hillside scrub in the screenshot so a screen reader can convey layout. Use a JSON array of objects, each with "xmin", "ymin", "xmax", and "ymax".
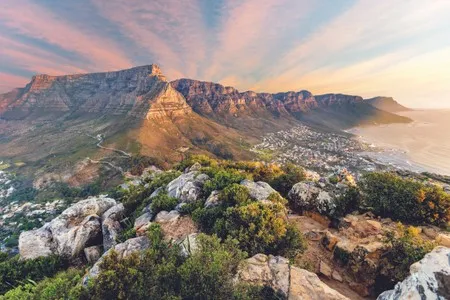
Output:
[{"xmin": 360, "ymin": 172, "xmax": 450, "ymax": 226}]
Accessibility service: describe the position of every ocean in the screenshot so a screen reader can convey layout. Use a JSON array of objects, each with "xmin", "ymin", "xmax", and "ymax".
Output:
[{"xmin": 348, "ymin": 110, "xmax": 450, "ymax": 176}]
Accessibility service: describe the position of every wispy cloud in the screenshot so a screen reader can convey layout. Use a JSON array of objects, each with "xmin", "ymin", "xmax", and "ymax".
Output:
[{"xmin": 0, "ymin": 0, "xmax": 132, "ymax": 71}]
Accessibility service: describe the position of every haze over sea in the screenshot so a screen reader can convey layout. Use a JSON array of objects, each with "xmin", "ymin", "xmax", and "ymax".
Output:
[{"xmin": 349, "ymin": 110, "xmax": 450, "ymax": 176}]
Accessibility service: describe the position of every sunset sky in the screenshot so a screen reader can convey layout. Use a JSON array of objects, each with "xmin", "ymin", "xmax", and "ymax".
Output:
[{"xmin": 1, "ymin": 0, "xmax": 450, "ymax": 108}]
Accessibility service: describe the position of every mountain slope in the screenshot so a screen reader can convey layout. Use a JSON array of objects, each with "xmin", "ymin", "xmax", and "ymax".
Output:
[{"xmin": 366, "ymin": 96, "xmax": 411, "ymax": 113}]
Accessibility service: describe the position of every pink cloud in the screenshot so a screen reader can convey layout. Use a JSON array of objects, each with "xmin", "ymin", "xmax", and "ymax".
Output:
[
  {"xmin": 92, "ymin": 0, "xmax": 207, "ymax": 79},
  {"xmin": 0, "ymin": 73, "xmax": 29, "ymax": 93},
  {"xmin": 0, "ymin": 0, "xmax": 132, "ymax": 71}
]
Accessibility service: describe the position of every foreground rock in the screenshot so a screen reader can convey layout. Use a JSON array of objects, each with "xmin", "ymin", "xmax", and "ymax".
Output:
[
  {"xmin": 288, "ymin": 181, "xmax": 336, "ymax": 215},
  {"xmin": 377, "ymin": 246, "xmax": 450, "ymax": 300},
  {"xmin": 19, "ymin": 195, "xmax": 118, "ymax": 260},
  {"xmin": 235, "ymin": 254, "xmax": 349, "ymax": 300},
  {"xmin": 166, "ymin": 171, "xmax": 209, "ymax": 203},
  {"xmin": 240, "ymin": 179, "xmax": 278, "ymax": 201}
]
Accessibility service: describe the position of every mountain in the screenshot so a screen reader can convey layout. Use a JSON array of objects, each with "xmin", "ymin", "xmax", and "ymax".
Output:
[
  {"xmin": 171, "ymin": 79, "xmax": 412, "ymax": 131},
  {"xmin": 0, "ymin": 65, "xmax": 412, "ymax": 187},
  {"xmin": 365, "ymin": 96, "xmax": 411, "ymax": 113}
]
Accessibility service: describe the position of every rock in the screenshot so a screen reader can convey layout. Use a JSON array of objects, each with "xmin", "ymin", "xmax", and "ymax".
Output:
[
  {"xmin": 377, "ymin": 247, "xmax": 450, "ymax": 300},
  {"xmin": 149, "ymin": 187, "xmax": 163, "ymax": 199},
  {"xmin": 155, "ymin": 210, "xmax": 180, "ymax": 223},
  {"xmin": 332, "ymin": 270, "xmax": 343, "ymax": 282},
  {"xmin": 319, "ymin": 261, "xmax": 332, "ymax": 278},
  {"xmin": 436, "ymin": 233, "xmax": 450, "ymax": 247},
  {"xmin": 159, "ymin": 216, "xmax": 198, "ymax": 241},
  {"xmin": 185, "ymin": 162, "xmax": 202, "ymax": 172},
  {"xmin": 422, "ymin": 226, "xmax": 438, "ymax": 239},
  {"xmin": 134, "ymin": 212, "xmax": 152, "ymax": 236},
  {"xmin": 288, "ymin": 181, "xmax": 335, "ymax": 215},
  {"xmin": 84, "ymin": 236, "xmax": 150, "ymax": 285},
  {"xmin": 19, "ymin": 195, "xmax": 117, "ymax": 260},
  {"xmin": 18, "ymin": 228, "xmax": 54, "ymax": 260},
  {"xmin": 236, "ymin": 254, "xmax": 348, "ymax": 299},
  {"xmin": 240, "ymin": 179, "xmax": 278, "ymax": 201},
  {"xmin": 322, "ymin": 231, "xmax": 340, "ymax": 251},
  {"xmin": 289, "ymin": 266, "xmax": 349, "ymax": 300},
  {"xmin": 84, "ymin": 245, "xmax": 102, "ymax": 264},
  {"xmin": 178, "ymin": 233, "xmax": 199, "ymax": 256},
  {"xmin": 333, "ymin": 241, "xmax": 356, "ymax": 265},
  {"xmin": 175, "ymin": 202, "xmax": 186, "ymax": 212},
  {"xmin": 235, "ymin": 254, "xmax": 290, "ymax": 297},
  {"xmin": 204, "ymin": 190, "xmax": 221, "ymax": 208},
  {"xmin": 349, "ymin": 282, "xmax": 369, "ymax": 297},
  {"xmin": 102, "ymin": 203, "xmax": 124, "ymax": 251},
  {"xmin": 166, "ymin": 171, "xmax": 209, "ymax": 203}
]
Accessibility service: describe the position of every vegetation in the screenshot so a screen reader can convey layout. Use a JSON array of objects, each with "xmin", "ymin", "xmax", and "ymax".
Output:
[
  {"xmin": 361, "ymin": 172, "xmax": 450, "ymax": 226},
  {"xmin": 378, "ymin": 225, "xmax": 436, "ymax": 290},
  {"xmin": 150, "ymin": 192, "xmax": 179, "ymax": 215},
  {"xmin": 0, "ymin": 255, "xmax": 66, "ymax": 295}
]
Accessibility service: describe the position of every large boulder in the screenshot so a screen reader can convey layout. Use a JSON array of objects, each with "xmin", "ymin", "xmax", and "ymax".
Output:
[
  {"xmin": 84, "ymin": 236, "xmax": 150, "ymax": 284},
  {"xmin": 19, "ymin": 195, "xmax": 117, "ymax": 260},
  {"xmin": 377, "ymin": 246, "xmax": 450, "ymax": 300},
  {"xmin": 288, "ymin": 181, "xmax": 336, "ymax": 215},
  {"xmin": 166, "ymin": 171, "xmax": 209, "ymax": 203},
  {"xmin": 240, "ymin": 179, "xmax": 278, "ymax": 201},
  {"xmin": 235, "ymin": 254, "xmax": 348, "ymax": 299}
]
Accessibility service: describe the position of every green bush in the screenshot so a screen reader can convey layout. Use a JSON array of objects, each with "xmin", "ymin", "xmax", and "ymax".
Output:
[
  {"xmin": 333, "ymin": 186, "xmax": 362, "ymax": 218},
  {"xmin": 1, "ymin": 269, "xmax": 86, "ymax": 300},
  {"xmin": 225, "ymin": 202, "xmax": 306, "ymax": 258},
  {"xmin": 150, "ymin": 192, "xmax": 179, "ymax": 215},
  {"xmin": 219, "ymin": 184, "xmax": 251, "ymax": 206},
  {"xmin": 361, "ymin": 172, "xmax": 450, "ymax": 226},
  {"xmin": 379, "ymin": 225, "xmax": 436, "ymax": 286},
  {"xmin": 0, "ymin": 255, "xmax": 66, "ymax": 295},
  {"xmin": 203, "ymin": 169, "xmax": 246, "ymax": 195},
  {"xmin": 270, "ymin": 163, "xmax": 306, "ymax": 197}
]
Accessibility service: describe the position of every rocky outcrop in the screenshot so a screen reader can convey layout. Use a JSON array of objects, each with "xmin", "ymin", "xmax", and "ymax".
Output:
[
  {"xmin": 204, "ymin": 190, "xmax": 221, "ymax": 208},
  {"xmin": 377, "ymin": 246, "xmax": 450, "ymax": 300},
  {"xmin": 235, "ymin": 253, "xmax": 349, "ymax": 299},
  {"xmin": 240, "ymin": 179, "xmax": 278, "ymax": 201},
  {"xmin": 166, "ymin": 171, "xmax": 209, "ymax": 203},
  {"xmin": 288, "ymin": 181, "xmax": 336, "ymax": 215},
  {"xmin": 19, "ymin": 195, "xmax": 118, "ymax": 260},
  {"xmin": 102, "ymin": 203, "xmax": 125, "ymax": 251},
  {"xmin": 84, "ymin": 236, "xmax": 150, "ymax": 284}
]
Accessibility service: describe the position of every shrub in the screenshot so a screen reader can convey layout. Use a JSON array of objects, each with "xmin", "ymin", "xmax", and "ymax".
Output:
[
  {"xmin": 333, "ymin": 186, "xmax": 362, "ymax": 218},
  {"xmin": 0, "ymin": 255, "xmax": 66, "ymax": 295},
  {"xmin": 270, "ymin": 163, "xmax": 306, "ymax": 197},
  {"xmin": 150, "ymin": 192, "xmax": 179, "ymax": 215},
  {"xmin": 378, "ymin": 225, "xmax": 436, "ymax": 289},
  {"xmin": 1, "ymin": 269, "xmax": 87, "ymax": 300},
  {"xmin": 225, "ymin": 202, "xmax": 306, "ymax": 258},
  {"xmin": 361, "ymin": 172, "xmax": 450, "ymax": 226},
  {"xmin": 219, "ymin": 184, "xmax": 251, "ymax": 206},
  {"xmin": 203, "ymin": 169, "xmax": 246, "ymax": 195}
]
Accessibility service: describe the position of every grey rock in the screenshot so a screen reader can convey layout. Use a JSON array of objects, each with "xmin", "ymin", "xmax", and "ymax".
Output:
[
  {"xmin": 240, "ymin": 179, "xmax": 278, "ymax": 201},
  {"xmin": 84, "ymin": 245, "xmax": 102, "ymax": 265},
  {"xmin": 102, "ymin": 203, "xmax": 124, "ymax": 251},
  {"xmin": 155, "ymin": 210, "xmax": 180, "ymax": 223},
  {"xmin": 378, "ymin": 246, "xmax": 450, "ymax": 300},
  {"xmin": 204, "ymin": 190, "xmax": 221, "ymax": 208},
  {"xmin": 166, "ymin": 171, "xmax": 209, "ymax": 203},
  {"xmin": 288, "ymin": 181, "xmax": 336, "ymax": 215},
  {"xmin": 178, "ymin": 233, "xmax": 199, "ymax": 257},
  {"xmin": 134, "ymin": 212, "xmax": 152, "ymax": 235}
]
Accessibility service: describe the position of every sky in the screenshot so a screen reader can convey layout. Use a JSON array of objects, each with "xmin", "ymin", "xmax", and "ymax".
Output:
[{"xmin": 1, "ymin": 0, "xmax": 450, "ymax": 108}]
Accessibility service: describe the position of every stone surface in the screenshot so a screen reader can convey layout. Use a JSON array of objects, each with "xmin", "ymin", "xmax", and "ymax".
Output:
[
  {"xmin": 178, "ymin": 233, "xmax": 199, "ymax": 257},
  {"xmin": 378, "ymin": 246, "xmax": 450, "ymax": 300},
  {"xmin": 84, "ymin": 245, "xmax": 102, "ymax": 265},
  {"xmin": 320, "ymin": 260, "xmax": 333, "ymax": 278},
  {"xmin": 155, "ymin": 210, "xmax": 181, "ymax": 223},
  {"xmin": 102, "ymin": 203, "xmax": 124, "ymax": 251},
  {"xmin": 240, "ymin": 179, "xmax": 278, "ymax": 201},
  {"xmin": 235, "ymin": 254, "xmax": 348, "ymax": 299},
  {"xmin": 436, "ymin": 233, "xmax": 450, "ymax": 248},
  {"xmin": 322, "ymin": 231, "xmax": 340, "ymax": 251},
  {"xmin": 134, "ymin": 212, "xmax": 153, "ymax": 236},
  {"xmin": 19, "ymin": 195, "xmax": 116, "ymax": 260},
  {"xmin": 166, "ymin": 171, "xmax": 209, "ymax": 203},
  {"xmin": 332, "ymin": 270, "xmax": 343, "ymax": 282},
  {"xmin": 288, "ymin": 181, "xmax": 335, "ymax": 215},
  {"xmin": 204, "ymin": 190, "xmax": 221, "ymax": 208},
  {"xmin": 289, "ymin": 266, "xmax": 349, "ymax": 300},
  {"xmin": 84, "ymin": 236, "xmax": 150, "ymax": 284}
]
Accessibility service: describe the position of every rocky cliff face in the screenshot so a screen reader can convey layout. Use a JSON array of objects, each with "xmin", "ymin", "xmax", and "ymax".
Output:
[
  {"xmin": 171, "ymin": 79, "xmax": 364, "ymax": 118},
  {"xmin": 0, "ymin": 65, "xmax": 191, "ymax": 120}
]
